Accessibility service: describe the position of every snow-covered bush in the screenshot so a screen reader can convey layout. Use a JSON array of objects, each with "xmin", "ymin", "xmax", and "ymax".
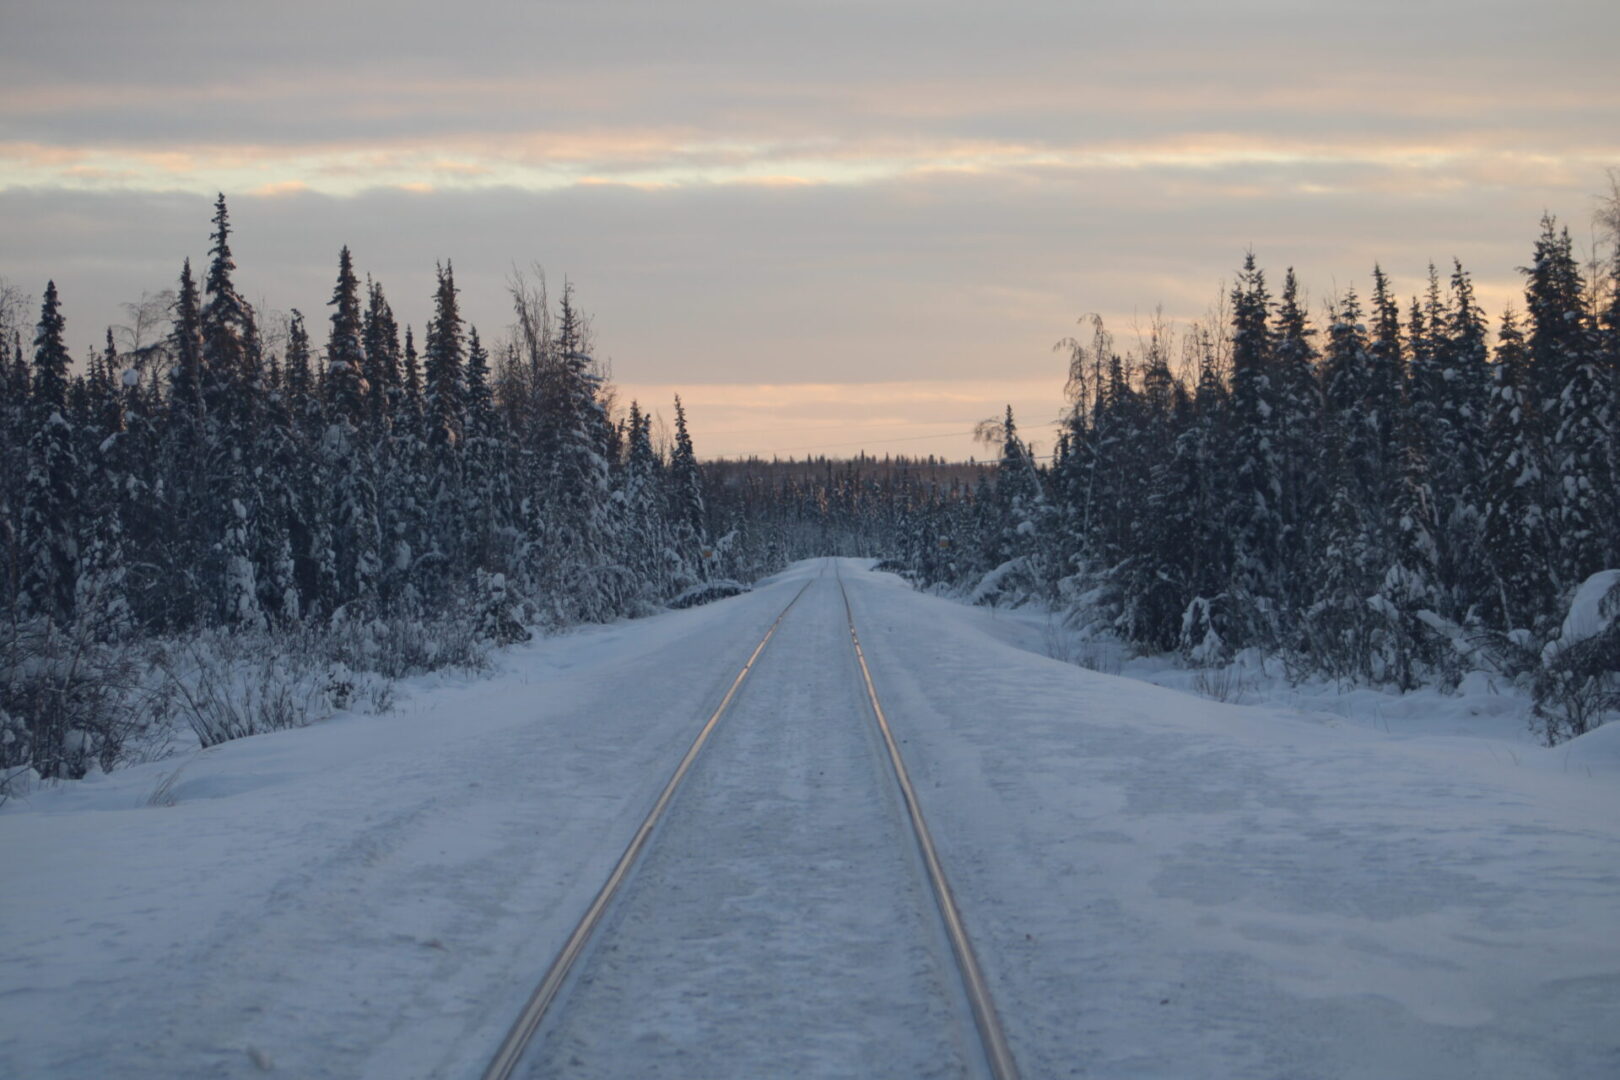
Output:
[
  {"xmin": 477, "ymin": 571, "xmax": 531, "ymax": 646},
  {"xmin": 153, "ymin": 631, "xmax": 331, "ymax": 748},
  {"xmin": 1179, "ymin": 595, "xmax": 1230, "ymax": 666},
  {"xmin": 0, "ymin": 618, "xmax": 146, "ymax": 796},
  {"xmin": 1532, "ymin": 571, "xmax": 1620, "ymax": 744},
  {"xmin": 322, "ymin": 601, "xmax": 494, "ymax": 680},
  {"xmin": 971, "ymin": 556, "xmax": 1045, "ymax": 609},
  {"xmin": 668, "ymin": 579, "xmax": 749, "ymax": 609}
]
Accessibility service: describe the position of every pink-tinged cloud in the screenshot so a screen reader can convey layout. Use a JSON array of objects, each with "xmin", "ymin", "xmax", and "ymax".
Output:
[{"xmin": 1, "ymin": 1, "xmax": 1614, "ymax": 458}]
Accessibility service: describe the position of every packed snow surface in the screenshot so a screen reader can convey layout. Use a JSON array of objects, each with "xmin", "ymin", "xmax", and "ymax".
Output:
[{"xmin": 3, "ymin": 560, "xmax": 1617, "ymax": 1078}]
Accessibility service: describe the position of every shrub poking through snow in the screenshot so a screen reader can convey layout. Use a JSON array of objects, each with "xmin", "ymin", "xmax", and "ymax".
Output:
[
  {"xmin": 477, "ymin": 571, "xmax": 531, "ymax": 646},
  {"xmin": 0, "ymin": 618, "xmax": 146, "ymax": 796},
  {"xmin": 1533, "ymin": 571, "xmax": 1620, "ymax": 744},
  {"xmin": 669, "ymin": 580, "xmax": 749, "ymax": 609}
]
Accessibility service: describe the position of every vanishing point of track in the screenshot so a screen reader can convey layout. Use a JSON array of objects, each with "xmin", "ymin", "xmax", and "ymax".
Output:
[{"xmin": 481, "ymin": 560, "xmax": 1020, "ymax": 1080}]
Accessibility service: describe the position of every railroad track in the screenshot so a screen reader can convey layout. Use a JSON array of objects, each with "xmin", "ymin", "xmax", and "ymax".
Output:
[{"xmin": 482, "ymin": 560, "xmax": 1019, "ymax": 1080}]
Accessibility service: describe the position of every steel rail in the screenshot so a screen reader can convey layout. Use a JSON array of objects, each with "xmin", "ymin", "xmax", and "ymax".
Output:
[
  {"xmin": 480, "ymin": 578, "xmax": 815, "ymax": 1080},
  {"xmin": 834, "ymin": 562, "xmax": 1022, "ymax": 1080}
]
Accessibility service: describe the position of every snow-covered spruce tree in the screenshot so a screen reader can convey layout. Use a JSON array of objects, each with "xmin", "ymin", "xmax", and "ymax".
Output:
[
  {"xmin": 324, "ymin": 247, "xmax": 367, "ymax": 425},
  {"xmin": 1520, "ymin": 218, "xmax": 1604, "ymax": 596},
  {"xmin": 72, "ymin": 331, "xmax": 132, "ymax": 640},
  {"xmin": 107, "ymin": 321, "xmax": 168, "ymax": 629},
  {"xmin": 1374, "ymin": 405, "xmax": 1442, "ymax": 690},
  {"xmin": 668, "ymin": 394, "xmax": 711, "ymax": 582},
  {"xmin": 1307, "ymin": 288, "xmax": 1385, "ymax": 679},
  {"xmin": 199, "ymin": 195, "xmax": 265, "ymax": 629},
  {"xmin": 1405, "ymin": 266, "xmax": 1447, "ymax": 473},
  {"xmin": 1226, "ymin": 255, "xmax": 1284, "ymax": 646},
  {"xmin": 1270, "ymin": 269, "xmax": 1323, "ymax": 626},
  {"xmin": 1603, "ymin": 243, "xmax": 1620, "ymax": 569},
  {"xmin": 19, "ymin": 282, "xmax": 81, "ymax": 625},
  {"xmin": 1049, "ymin": 315, "xmax": 1117, "ymax": 595},
  {"xmin": 201, "ymin": 196, "xmax": 255, "ymax": 417},
  {"xmin": 0, "ymin": 314, "xmax": 28, "ymax": 614},
  {"xmin": 533, "ymin": 283, "xmax": 620, "ymax": 621},
  {"xmin": 148, "ymin": 258, "xmax": 210, "ymax": 628},
  {"xmin": 421, "ymin": 261, "xmax": 467, "ymax": 596},
  {"xmin": 1429, "ymin": 261, "xmax": 1493, "ymax": 622},
  {"xmin": 616, "ymin": 401, "xmax": 679, "ymax": 604},
  {"xmin": 384, "ymin": 322, "xmax": 432, "ymax": 607},
  {"xmin": 362, "ymin": 277, "xmax": 402, "ymax": 431},
  {"xmin": 1522, "ymin": 220, "xmax": 1611, "ymax": 588},
  {"xmin": 462, "ymin": 326, "xmax": 515, "ymax": 574},
  {"xmin": 361, "ymin": 279, "xmax": 415, "ymax": 606},
  {"xmin": 280, "ymin": 310, "xmax": 336, "ymax": 615},
  {"xmin": 1092, "ymin": 349, "xmax": 1157, "ymax": 630},
  {"xmin": 3, "ymin": 283, "xmax": 142, "ymax": 784},
  {"xmin": 1367, "ymin": 267, "xmax": 1407, "ymax": 506},
  {"xmin": 250, "ymin": 327, "xmax": 301, "ymax": 623},
  {"xmin": 1175, "ymin": 331, "xmax": 1237, "ymax": 661},
  {"xmin": 1048, "ymin": 384, "xmax": 1090, "ymax": 594},
  {"xmin": 984, "ymin": 405, "xmax": 1050, "ymax": 596},
  {"xmin": 1128, "ymin": 345, "xmax": 1196, "ymax": 650},
  {"xmin": 401, "ymin": 324, "xmax": 424, "ymax": 425},
  {"xmin": 1479, "ymin": 308, "xmax": 1558, "ymax": 636},
  {"xmin": 324, "ymin": 247, "xmax": 382, "ymax": 613}
]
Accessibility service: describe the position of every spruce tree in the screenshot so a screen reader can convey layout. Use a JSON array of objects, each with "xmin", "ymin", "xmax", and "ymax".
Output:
[
  {"xmin": 1603, "ymin": 245, "xmax": 1620, "ymax": 566},
  {"xmin": 201, "ymin": 195, "xmax": 255, "ymax": 417},
  {"xmin": 402, "ymin": 325, "xmax": 423, "ymax": 423},
  {"xmin": 462, "ymin": 326, "xmax": 511, "ymax": 569},
  {"xmin": 1312, "ymin": 289, "xmax": 1383, "ymax": 677},
  {"xmin": 1522, "ymin": 221, "xmax": 1610, "ymax": 586},
  {"xmin": 1480, "ymin": 308, "xmax": 1557, "ymax": 629},
  {"xmin": 1271, "ymin": 268, "xmax": 1321, "ymax": 617},
  {"xmin": 535, "ymin": 283, "xmax": 617, "ymax": 619},
  {"xmin": 251, "ymin": 333, "xmax": 300, "ymax": 623},
  {"xmin": 420, "ymin": 264, "xmax": 467, "ymax": 588},
  {"xmin": 19, "ymin": 282, "xmax": 81, "ymax": 624},
  {"xmin": 1367, "ymin": 266, "xmax": 1407, "ymax": 499},
  {"xmin": 199, "ymin": 196, "xmax": 264, "ymax": 629},
  {"xmin": 362, "ymin": 278, "xmax": 401, "ymax": 429},
  {"xmin": 423, "ymin": 262, "xmax": 464, "ymax": 450},
  {"xmin": 1376, "ymin": 406, "xmax": 1441, "ymax": 689},
  {"xmin": 324, "ymin": 246, "xmax": 367, "ymax": 424},
  {"xmin": 1436, "ymin": 260, "xmax": 1493, "ymax": 617},
  {"xmin": 669, "ymin": 394, "xmax": 710, "ymax": 579},
  {"xmin": 1227, "ymin": 254, "xmax": 1282, "ymax": 641}
]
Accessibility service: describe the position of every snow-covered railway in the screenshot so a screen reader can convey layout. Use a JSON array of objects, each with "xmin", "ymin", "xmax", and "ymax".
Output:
[{"xmin": 482, "ymin": 560, "xmax": 1021, "ymax": 1080}]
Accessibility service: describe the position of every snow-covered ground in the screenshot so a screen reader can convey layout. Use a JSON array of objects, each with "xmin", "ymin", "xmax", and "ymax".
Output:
[
  {"xmin": 849, "ymin": 567, "xmax": 1620, "ymax": 1078},
  {"xmin": 3, "ymin": 560, "xmax": 1617, "ymax": 1078},
  {"xmin": 981, "ymin": 602, "xmax": 1575, "ymax": 750}
]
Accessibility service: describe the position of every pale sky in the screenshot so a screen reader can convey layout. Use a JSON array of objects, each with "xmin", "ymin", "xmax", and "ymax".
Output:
[{"xmin": 3, "ymin": 0, "xmax": 1617, "ymax": 459}]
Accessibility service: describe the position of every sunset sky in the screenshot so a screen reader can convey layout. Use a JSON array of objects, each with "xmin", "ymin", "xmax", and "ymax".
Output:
[{"xmin": 3, "ymin": 0, "xmax": 1617, "ymax": 459}]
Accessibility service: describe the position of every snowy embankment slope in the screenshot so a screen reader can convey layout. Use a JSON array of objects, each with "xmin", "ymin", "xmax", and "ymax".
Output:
[
  {"xmin": 0, "ymin": 572, "xmax": 812, "ymax": 1079},
  {"xmin": 848, "ymin": 566, "xmax": 1620, "ymax": 1079},
  {"xmin": 2, "ymin": 559, "xmax": 1617, "ymax": 1079}
]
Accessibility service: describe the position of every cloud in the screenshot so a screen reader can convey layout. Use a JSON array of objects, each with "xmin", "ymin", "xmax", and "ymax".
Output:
[
  {"xmin": 249, "ymin": 179, "xmax": 310, "ymax": 198},
  {"xmin": 1, "ymin": 1, "xmax": 1615, "ymax": 456}
]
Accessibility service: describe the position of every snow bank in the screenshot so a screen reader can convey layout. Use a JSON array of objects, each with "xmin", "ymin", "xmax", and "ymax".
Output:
[{"xmin": 1545, "ymin": 568, "xmax": 1620, "ymax": 658}]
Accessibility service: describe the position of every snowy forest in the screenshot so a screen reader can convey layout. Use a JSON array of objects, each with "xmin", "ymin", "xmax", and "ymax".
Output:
[
  {"xmin": 704, "ymin": 214, "xmax": 1620, "ymax": 747},
  {"xmin": 839, "ymin": 218, "xmax": 1619, "ymax": 746},
  {"xmin": 4, "ymin": 199, "xmax": 1618, "ymax": 798},
  {"xmin": 0, "ymin": 196, "xmax": 745, "ymax": 790}
]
